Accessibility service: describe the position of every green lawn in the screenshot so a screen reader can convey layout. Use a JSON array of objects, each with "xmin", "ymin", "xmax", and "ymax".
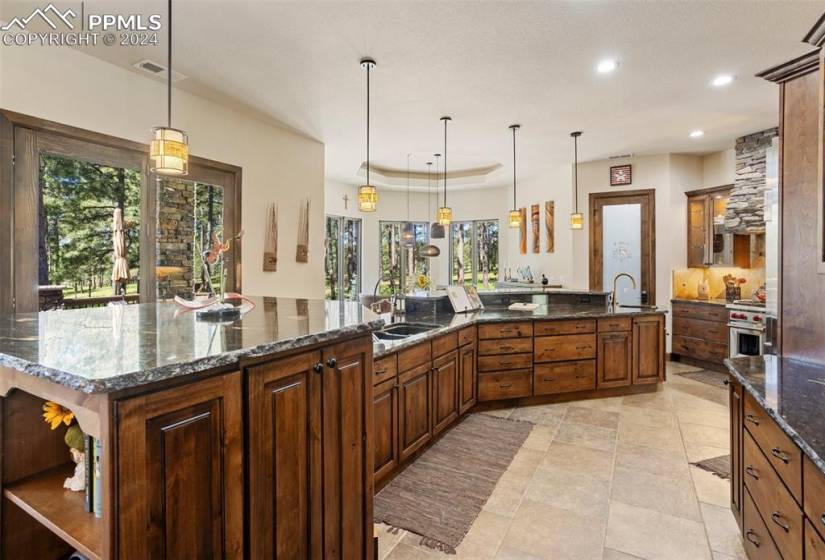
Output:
[{"xmin": 64, "ymin": 283, "xmax": 139, "ymax": 299}]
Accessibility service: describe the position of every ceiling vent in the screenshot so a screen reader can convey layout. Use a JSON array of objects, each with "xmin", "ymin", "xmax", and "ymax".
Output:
[
  {"xmin": 133, "ymin": 59, "xmax": 187, "ymax": 82},
  {"xmin": 609, "ymin": 153, "xmax": 633, "ymax": 160}
]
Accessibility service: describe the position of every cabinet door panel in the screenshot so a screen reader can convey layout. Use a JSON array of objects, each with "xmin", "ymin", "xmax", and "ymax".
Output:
[
  {"xmin": 248, "ymin": 350, "xmax": 320, "ymax": 559},
  {"xmin": 687, "ymin": 194, "xmax": 709, "ymax": 268},
  {"xmin": 117, "ymin": 372, "xmax": 243, "ymax": 560},
  {"xmin": 459, "ymin": 342, "xmax": 476, "ymax": 414},
  {"xmin": 729, "ymin": 376, "xmax": 743, "ymax": 530},
  {"xmin": 597, "ymin": 332, "xmax": 632, "ymax": 389},
  {"xmin": 432, "ymin": 350, "xmax": 459, "ymax": 435},
  {"xmin": 399, "ymin": 364, "xmax": 432, "ymax": 461},
  {"xmin": 373, "ymin": 378, "xmax": 398, "ymax": 485},
  {"xmin": 632, "ymin": 315, "xmax": 665, "ymax": 385}
]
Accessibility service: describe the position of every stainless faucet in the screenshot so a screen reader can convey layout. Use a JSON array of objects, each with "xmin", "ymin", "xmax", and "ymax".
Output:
[{"xmin": 610, "ymin": 273, "xmax": 637, "ymax": 312}]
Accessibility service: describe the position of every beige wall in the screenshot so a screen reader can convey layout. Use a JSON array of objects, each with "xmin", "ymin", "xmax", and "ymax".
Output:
[
  {"xmin": 701, "ymin": 148, "xmax": 736, "ymax": 187},
  {"xmin": 0, "ymin": 45, "xmax": 325, "ymax": 299}
]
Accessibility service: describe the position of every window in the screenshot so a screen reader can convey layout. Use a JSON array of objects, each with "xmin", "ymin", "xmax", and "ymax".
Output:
[
  {"xmin": 378, "ymin": 221, "xmax": 429, "ymax": 295},
  {"xmin": 325, "ymin": 215, "xmax": 362, "ymax": 300},
  {"xmin": 450, "ymin": 219, "xmax": 499, "ymax": 290}
]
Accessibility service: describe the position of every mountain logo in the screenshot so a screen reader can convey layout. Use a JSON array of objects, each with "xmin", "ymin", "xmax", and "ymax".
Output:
[{"xmin": 1, "ymin": 3, "xmax": 77, "ymax": 31}]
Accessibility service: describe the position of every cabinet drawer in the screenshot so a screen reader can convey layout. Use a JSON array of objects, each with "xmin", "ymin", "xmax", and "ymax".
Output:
[
  {"xmin": 743, "ymin": 486, "xmax": 783, "ymax": 560},
  {"xmin": 534, "ymin": 334, "xmax": 596, "ymax": 363},
  {"xmin": 458, "ymin": 326, "xmax": 476, "ymax": 346},
  {"xmin": 478, "ymin": 322, "xmax": 533, "ymax": 339},
  {"xmin": 744, "ymin": 391, "xmax": 802, "ymax": 501},
  {"xmin": 478, "ymin": 337, "xmax": 533, "ymax": 356},
  {"xmin": 398, "ymin": 341, "xmax": 432, "ymax": 373},
  {"xmin": 432, "ymin": 331, "xmax": 458, "ymax": 357},
  {"xmin": 478, "ymin": 353, "xmax": 533, "ymax": 372},
  {"xmin": 743, "ymin": 431, "xmax": 803, "ymax": 560},
  {"xmin": 672, "ymin": 316, "xmax": 728, "ymax": 344},
  {"xmin": 533, "ymin": 361, "xmax": 596, "ymax": 395},
  {"xmin": 806, "ymin": 519, "xmax": 825, "ymax": 560},
  {"xmin": 672, "ymin": 301, "xmax": 727, "ymax": 323},
  {"xmin": 597, "ymin": 317, "xmax": 632, "ymax": 332},
  {"xmin": 478, "ymin": 370, "xmax": 532, "ymax": 401},
  {"xmin": 671, "ymin": 334, "xmax": 728, "ymax": 363},
  {"xmin": 373, "ymin": 354, "xmax": 398, "ymax": 386},
  {"xmin": 804, "ymin": 456, "xmax": 825, "ymax": 535},
  {"xmin": 534, "ymin": 320, "xmax": 595, "ymax": 336}
]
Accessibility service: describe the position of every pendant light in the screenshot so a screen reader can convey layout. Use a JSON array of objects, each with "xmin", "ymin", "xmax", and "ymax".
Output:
[
  {"xmin": 150, "ymin": 0, "xmax": 189, "ymax": 176},
  {"xmin": 421, "ymin": 161, "xmax": 441, "ymax": 257},
  {"xmin": 430, "ymin": 154, "xmax": 445, "ymax": 239},
  {"xmin": 437, "ymin": 116, "xmax": 453, "ymax": 225},
  {"xmin": 358, "ymin": 58, "xmax": 378, "ymax": 212},
  {"xmin": 508, "ymin": 124, "xmax": 522, "ymax": 228},
  {"xmin": 570, "ymin": 131, "xmax": 584, "ymax": 230},
  {"xmin": 401, "ymin": 153, "xmax": 415, "ymax": 248}
]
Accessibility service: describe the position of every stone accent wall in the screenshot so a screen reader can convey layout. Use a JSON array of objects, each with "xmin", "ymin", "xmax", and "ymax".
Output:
[
  {"xmin": 157, "ymin": 180, "xmax": 194, "ymax": 299},
  {"xmin": 725, "ymin": 128, "xmax": 778, "ymax": 234}
]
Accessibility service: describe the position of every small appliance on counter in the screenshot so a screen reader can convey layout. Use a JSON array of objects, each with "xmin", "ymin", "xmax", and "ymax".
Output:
[{"xmin": 727, "ymin": 300, "xmax": 766, "ymax": 358}]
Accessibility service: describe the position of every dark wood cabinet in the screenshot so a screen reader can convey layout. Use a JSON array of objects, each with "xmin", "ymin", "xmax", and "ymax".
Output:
[
  {"xmin": 116, "ymin": 372, "xmax": 244, "ymax": 559},
  {"xmin": 671, "ymin": 300, "xmax": 729, "ymax": 371},
  {"xmin": 597, "ymin": 331, "xmax": 632, "ymax": 389},
  {"xmin": 399, "ymin": 362, "xmax": 432, "ymax": 462},
  {"xmin": 432, "ymin": 350, "xmax": 459, "ymax": 436},
  {"xmin": 687, "ymin": 194, "xmax": 710, "ymax": 268},
  {"xmin": 632, "ymin": 315, "xmax": 665, "ymax": 385},
  {"xmin": 728, "ymin": 375, "xmax": 744, "ymax": 529},
  {"xmin": 686, "ymin": 186, "xmax": 750, "ymax": 268},
  {"xmin": 372, "ymin": 377, "xmax": 399, "ymax": 486},
  {"xmin": 458, "ymin": 341, "xmax": 476, "ymax": 414}
]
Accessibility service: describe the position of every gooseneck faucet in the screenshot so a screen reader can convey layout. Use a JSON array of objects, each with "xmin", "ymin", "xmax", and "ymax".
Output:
[{"xmin": 610, "ymin": 272, "xmax": 637, "ymax": 312}]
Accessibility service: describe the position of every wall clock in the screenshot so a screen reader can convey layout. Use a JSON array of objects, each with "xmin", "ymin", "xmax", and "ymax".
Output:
[{"xmin": 610, "ymin": 164, "xmax": 632, "ymax": 186}]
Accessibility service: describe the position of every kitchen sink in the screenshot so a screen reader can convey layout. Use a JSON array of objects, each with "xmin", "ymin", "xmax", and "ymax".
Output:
[
  {"xmin": 618, "ymin": 304, "xmax": 658, "ymax": 310},
  {"xmin": 372, "ymin": 322, "xmax": 441, "ymax": 341}
]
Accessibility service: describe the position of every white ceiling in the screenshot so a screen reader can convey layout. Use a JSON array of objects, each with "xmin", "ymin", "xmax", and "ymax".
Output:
[{"xmin": 5, "ymin": 0, "xmax": 822, "ymax": 188}]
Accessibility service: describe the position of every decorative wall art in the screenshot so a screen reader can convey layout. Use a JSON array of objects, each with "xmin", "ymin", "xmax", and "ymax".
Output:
[
  {"xmin": 263, "ymin": 203, "xmax": 278, "ymax": 271},
  {"xmin": 296, "ymin": 198, "xmax": 310, "ymax": 263},
  {"xmin": 519, "ymin": 207, "xmax": 527, "ymax": 254},
  {"xmin": 531, "ymin": 204, "xmax": 540, "ymax": 253},
  {"xmin": 544, "ymin": 201, "xmax": 555, "ymax": 253},
  {"xmin": 610, "ymin": 164, "xmax": 632, "ymax": 186}
]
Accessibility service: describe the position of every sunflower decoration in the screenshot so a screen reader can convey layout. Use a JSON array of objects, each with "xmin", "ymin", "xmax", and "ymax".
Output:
[
  {"xmin": 416, "ymin": 273, "xmax": 430, "ymax": 290},
  {"xmin": 42, "ymin": 401, "xmax": 85, "ymax": 451}
]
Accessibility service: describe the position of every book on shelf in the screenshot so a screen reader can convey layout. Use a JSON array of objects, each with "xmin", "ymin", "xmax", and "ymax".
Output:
[
  {"xmin": 83, "ymin": 435, "xmax": 93, "ymax": 513},
  {"xmin": 93, "ymin": 438, "xmax": 102, "ymax": 519}
]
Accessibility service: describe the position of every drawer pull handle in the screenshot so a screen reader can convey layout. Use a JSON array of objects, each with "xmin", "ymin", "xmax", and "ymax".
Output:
[
  {"xmin": 576, "ymin": 345, "xmax": 590, "ymax": 350},
  {"xmin": 499, "ymin": 383, "xmax": 512, "ymax": 388},
  {"xmin": 745, "ymin": 530, "xmax": 761, "ymax": 548},
  {"xmin": 745, "ymin": 465, "xmax": 759, "ymax": 480},
  {"xmin": 770, "ymin": 512, "xmax": 790, "ymax": 532},
  {"xmin": 820, "ymin": 514, "xmax": 825, "ymax": 527},
  {"xmin": 745, "ymin": 414, "xmax": 760, "ymax": 425},
  {"xmin": 770, "ymin": 447, "xmax": 790, "ymax": 464},
  {"xmin": 542, "ymin": 377, "xmax": 556, "ymax": 382},
  {"xmin": 501, "ymin": 346, "xmax": 513, "ymax": 352},
  {"xmin": 375, "ymin": 369, "xmax": 387, "ymax": 375},
  {"xmin": 500, "ymin": 361, "xmax": 513, "ymax": 366}
]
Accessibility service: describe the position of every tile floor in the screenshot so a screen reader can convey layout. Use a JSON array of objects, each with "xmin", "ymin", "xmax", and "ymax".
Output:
[{"xmin": 377, "ymin": 361, "xmax": 745, "ymax": 560}]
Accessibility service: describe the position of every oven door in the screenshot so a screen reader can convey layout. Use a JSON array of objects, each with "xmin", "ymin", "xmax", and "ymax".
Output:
[{"xmin": 728, "ymin": 324, "xmax": 765, "ymax": 358}]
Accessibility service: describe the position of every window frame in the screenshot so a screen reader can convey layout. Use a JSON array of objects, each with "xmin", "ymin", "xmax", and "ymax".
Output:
[
  {"xmin": 324, "ymin": 214, "xmax": 362, "ymax": 301},
  {"xmin": 448, "ymin": 218, "xmax": 500, "ymax": 289},
  {"xmin": 378, "ymin": 220, "xmax": 429, "ymax": 294}
]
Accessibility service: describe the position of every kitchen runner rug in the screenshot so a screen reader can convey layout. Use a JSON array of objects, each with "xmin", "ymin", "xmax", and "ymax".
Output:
[
  {"xmin": 691, "ymin": 454, "xmax": 731, "ymax": 480},
  {"xmin": 675, "ymin": 369, "xmax": 729, "ymax": 388},
  {"xmin": 374, "ymin": 413, "xmax": 532, "ymax": 554}
]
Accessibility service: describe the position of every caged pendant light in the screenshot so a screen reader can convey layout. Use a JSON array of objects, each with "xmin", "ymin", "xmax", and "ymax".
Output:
[
  {"xmin": 437, "ymin": 117, "xmax": 453, "ymax": 226},
  {"xmin": 508, "ymin": 124, "xmax": 522, "ymax": 228},
  {"xmin": 358, "ymin": 58, "xmax": 378, "ymax": 212},
  {"xmin": 401, "ymin": 153, "xmax": 415, "ymax": 248},
  {"xmin": 150, "ymin": 0, "xmax": 189, "ymax": 176},
  {"xmin": 570, "ymin": 131, "xmax": 584, "ymax": 230},
  {"xmin": 430, "ymin": 154, "xmax": 445, "ymax": 239},
  {"xmin": 421, "ymin": 161, "xmax": 441, "ymax": 257}
]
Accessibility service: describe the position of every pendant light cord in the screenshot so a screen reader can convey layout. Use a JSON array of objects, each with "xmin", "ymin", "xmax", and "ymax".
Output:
[
  {"xmin": 512, "ymin": 126, "xmax": 517, "ymax": 210},
  {"xmin": 167, "ymin": 0, "xmax": 172, "ymax": 128},
  {"xmin": 443, "ymin": 119, "xmax": 448, "ymax": 206},
  {"xmin": 573, "ymin": 133, "xmax": 579, "ymax": 214},
  {"xmin": 366, "ymin": 64, "xmax": 371, "ymax": 187},
  {"xmin": 427, "ymin": 162, "xmax": 432, "ymax": 221},
  {"xmin": 406, "ymin": 153, "xmax": 411, "ymax": 221}
]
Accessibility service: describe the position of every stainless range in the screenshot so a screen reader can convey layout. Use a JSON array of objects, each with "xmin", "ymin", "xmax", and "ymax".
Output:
[{"xmin": 727, "ymin": 300, "xmax": 766, "ymax": 358}]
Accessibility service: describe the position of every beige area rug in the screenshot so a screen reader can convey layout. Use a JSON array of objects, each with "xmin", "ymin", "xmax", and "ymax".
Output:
[{"xmin": 374, "ymin": 413, "xmax": 532, "ymax": 554}]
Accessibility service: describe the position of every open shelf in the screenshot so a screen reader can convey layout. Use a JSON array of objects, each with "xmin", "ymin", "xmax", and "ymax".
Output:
[{"xmin": 4, "ymin": 464, "xmax": 102, "ymax": 560}]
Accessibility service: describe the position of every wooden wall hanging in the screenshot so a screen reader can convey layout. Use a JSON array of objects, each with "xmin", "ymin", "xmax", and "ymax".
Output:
[
  {"xmin": 545, "ymin": 201, "xmax": 555, "ymax": 253},
  {"xmin": 531, "ymin": 204, "xmax": 540, "ymax": 253},
  {"xmin": 519, "ymin": 207, "xmax": 527, "ymax": 254},
  {"xmin": 295, "ymin": 198, "xmax": 310, "ymax": 263},
  {"xmin": 263, "ymin": 203, "xmax": 278, "ymax": 271}
]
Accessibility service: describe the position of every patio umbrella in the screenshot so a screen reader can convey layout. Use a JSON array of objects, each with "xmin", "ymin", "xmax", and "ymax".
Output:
[{"xmin": 111, "ymin": 208, "xmax": 129, "ymax": 296}]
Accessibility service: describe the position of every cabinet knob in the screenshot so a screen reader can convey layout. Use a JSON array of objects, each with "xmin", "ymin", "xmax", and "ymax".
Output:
[
  {"xmin": 313, "ymin": 362, "xmax": 324, "ymax": 374},
  {"xmin": 723, "ymin": 378, "xmax": 730, "ymax": 386},
  {"xmin": 327, "ymin": 357, "xmax": 337, "ymax": 368}
]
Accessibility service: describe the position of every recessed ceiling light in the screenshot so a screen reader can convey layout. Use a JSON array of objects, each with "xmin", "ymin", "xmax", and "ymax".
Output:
[
  {"xmin": 596, "ymin": 59, "xmax": 619, "ymax": 74},
  {"xmin": 690, "ymin": 130, "xmax": 705, "ymax": 138},
  {"xmin": 711, "ymin": 74, "xmax": 735, "ymax": 87}
]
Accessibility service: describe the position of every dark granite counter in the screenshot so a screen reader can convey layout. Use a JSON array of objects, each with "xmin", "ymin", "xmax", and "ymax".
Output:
[
  {"xmin": 671, "ymin": 298, "xmax": 729, "ymax": 306},
  {"xmin": 726, "ymin": 355, "xmax": 825, "ymax": 475},
  {"xmin": 373, "ymin": 304, "xmax": 666, "ymax": 358},
  {"xmin": 0, "ymin": 297, "xmax": 382, "ymax": 394}
]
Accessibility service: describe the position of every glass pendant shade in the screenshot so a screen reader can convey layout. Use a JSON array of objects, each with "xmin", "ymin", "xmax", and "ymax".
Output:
[
  {"xmin": 437, "ymin": 207, "xmax": 453, "ymax": 226},
  {"xmin": 430, "ymin": 222, "xmax": 445, "ymax": 239},
  {"xmin": 358, "ymin": 185, "xmax": 378, "ymax": 212},
  {"xmin": 570, "ymin": 212, "xmax": 584, "ymax": 230},
  {"xmin": 509, "ymin": 209, "xmax": 521, "ymax": 228},
  {"xmin": 400, "ymin": 222, "xmax": 415, "ymax": 247},
  {"xmin": 421, "ymin": 244, "xmax": 440, "ymax": 257},
  {"xmin": 150, "ymin": 127, "xmax": 189, "ymax": 176}
]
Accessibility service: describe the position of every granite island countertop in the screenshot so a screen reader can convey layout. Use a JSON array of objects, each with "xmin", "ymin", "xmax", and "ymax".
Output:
[
  {"xmin": 374, "ymin": 304, "xmax": 666, "ymax": 358},
  {"xmin": 726, "ymin": 355, "xmax": 825, "ymax": 475},
  {"xmin": 671, "ymin": 298, "xmax": 729, "ymax": 306},
  {"xmin": 0, "ymin": 297, "xmax": 383, "ymax": 394}
]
